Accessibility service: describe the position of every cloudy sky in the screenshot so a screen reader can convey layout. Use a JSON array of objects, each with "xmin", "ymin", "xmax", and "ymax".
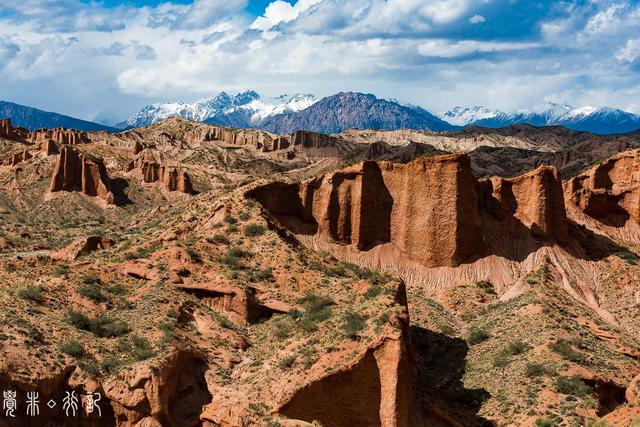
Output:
[{"xmin": 1, "ymin": 0, "xmax": 639, "ymax": 123}]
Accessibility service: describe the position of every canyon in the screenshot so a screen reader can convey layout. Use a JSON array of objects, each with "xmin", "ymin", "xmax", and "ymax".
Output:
[{"xmin": 0, "ymin": 116, "xmax": 638, "ymax": 426}]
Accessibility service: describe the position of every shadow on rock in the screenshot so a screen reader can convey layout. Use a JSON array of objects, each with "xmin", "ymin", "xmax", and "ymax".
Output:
[{"xmin": 411, "ymin": 326, "xmax": 494, "ymax": 427}]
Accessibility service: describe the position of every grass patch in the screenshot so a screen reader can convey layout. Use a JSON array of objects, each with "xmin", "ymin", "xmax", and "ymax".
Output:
[
  {"xmin": 66, "ymin": 310, "xmax": 130, "ymax": 338},
  {"xmin": 79, "ymin": 284, "xmax": 108, "ymax": 303},
  {"xmin": 475, "ymin": 280, "xmax": 496, "ymax": 294},
  {"xmin": 549, "ymin": 339, "xmax": 587, "ymax": 363},
  {"xmin": 18, "ymin": 285, "xmax": 45, "ymax": 304},
  {"xmin": 467, "ymin": 328, "xmax": 490, "ymax": 345},
  {"xmin": 279, "ymin": 355, "xmax": 296, "ymax": 369},
  {"xmin": 614, "ymin": 249, "xmax": 639, "ymax": 265},
  {"xmin": 244, "ymin": 224, "xmax": 266, "ymax": 237},
  {"xmin": 342, "ymin": 311, "xmax": 366, "ymax": 340},
  {"xmin": 60, "ymin": 340, "xmax": 85, "ymax": 358},
  {"xmin": 555, "ymin": 375, "xmax": 591, "ymax": 398}
]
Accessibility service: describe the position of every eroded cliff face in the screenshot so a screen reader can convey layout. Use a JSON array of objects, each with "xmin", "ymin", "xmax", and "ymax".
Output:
[
  {"xmin": 251, "ymin": 154, "xmax": 569, "ymax": 269},
  {"xmin": 29, "ymin": 127, "xmax": 89, "ymax": 145},
  {"xmin": 0, "ymin": 118, "xmax": 26, "ymax": 141},
  {"xmin": 565, "ymin": 150, "xmax": 640, "ymax": 227},
  {"xmin": 48, "ymin": 146, "xmax": 116, "ymax": 204},
  {"xmin": 129, "ymin": 150, "xmax": 194, "ymax": 194}
]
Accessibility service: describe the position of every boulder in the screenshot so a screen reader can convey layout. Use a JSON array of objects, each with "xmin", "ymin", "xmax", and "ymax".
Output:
[
  {"xmin": 48, "ymin": 147, "xmax": 116, "ymax": 204},
  {"xmin": 50, "ymin": 236, "xmax": 116, "ymax": 261},
  {"xmin": 627, "ymin": 374, "xmax": 640, "ymax": 405}
]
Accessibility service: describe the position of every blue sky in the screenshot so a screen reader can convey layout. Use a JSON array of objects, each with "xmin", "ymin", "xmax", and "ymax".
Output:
[{"xmin": 0, "ymin": 0, "xmax": 639, "ymax": 122}]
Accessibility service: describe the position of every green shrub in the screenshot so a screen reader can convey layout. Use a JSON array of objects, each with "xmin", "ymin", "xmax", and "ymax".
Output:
[
  {"xmin": 210, "ymin": 234, "xmax": 230, "ymax": 245},
  {"xmin": 503, "ymin": 340, "xmax": 530, "ymax": 356},
  {"xmin": 244, "ymin": 224, "xmax": 266, "ymax": 237},
  {"xmin": 467, "ymin": 328, "xmax": 490, "ymax": 345},
  {"xmin": 130, "ymin": 335, "xmax": 155, "ymax": 361},
  {"xmin": 525, "ymin": 363, "xmax": 546, "ymax": 377},
  {"xmin": 475, "ymin": 280, "xmax": 496, "ymax": 294},
  {"xmin": 222, "ymin": 247, "xmax": 249, "ymax": 269},
  {"xmin": 274, "ymin": 320, "xmax": 293, "ymax": 339},
  {"xmin": 535, "ymin": 419, "xmax": 556, "ymax": 427},
  {"xmin": 79, "ymin": 284, "xmax": 108, "ymax": 303},
  {"xmin": 224, "ymin": 215, "xmax": 238, "ymax": 224},
  {"xmin": 363, "ymin": 285, "xmax": 382, "ymax": 299},
  {"xmin": 549, "ymin": 339, "xmax": 587, "ymax": 363},
  {"xmin": 82, "ymin": 274, "xmax": 100, "ymax": 285},
  {"xmin": 555, "ymin": 376, "xmax": 591, "ymax": 397},
  {"xmin": 18, "ymin": 285, "xmax": 45, "ymax": 304},
  {"xmin": 342, "ymin": 311, "xmax": 366, "ymax": 339},
  {"xmin": 60, "ymin": 340, "xmax": 85, "ymax": 357},
  {"xmin": 66, "ymin": 310, "xmax": 130, "ymax": 338},
  {"xmin": 614, "ymin": 249, "xmax": 639, "ymax": 265},
  {"xmin": 107, "ymin": 283, "xmax": 126, "ymax": 295},
  {"xmin": 279, "ymin": 355, "xmax": 296, "ymax": 369}
]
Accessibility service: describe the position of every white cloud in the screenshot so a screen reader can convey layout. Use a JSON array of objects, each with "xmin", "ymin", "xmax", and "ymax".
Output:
[
  {"xmin": 418, "ymin": 39, "xmax": 538, "ymax": 58},
  {"xmin": 251, "ymin": 0, "xmax": 322, "ymax": 31},
  {"xmin": 616, "ymin": 38, "xmax": 640, "ymax": 63},
  {"xmin": 1, "ymin": 0, "xmax": 640, "ymax": 121}
]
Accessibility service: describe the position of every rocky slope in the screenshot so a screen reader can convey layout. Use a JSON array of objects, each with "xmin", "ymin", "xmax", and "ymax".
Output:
[{"xmin": 0, "ymin": 116, "xmax": 639, "ymax": 426}]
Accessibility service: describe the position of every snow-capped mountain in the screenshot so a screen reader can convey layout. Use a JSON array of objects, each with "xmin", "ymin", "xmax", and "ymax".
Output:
[
  {"xmin": 440, "ymin": 102, "xmax": 640, "ymax": 134},
  {"xmin": 117, "ymin": 91, "xmax": 317, "ymax": 129},
  {"xmin": 439, "ymin": 106, "xmax": 500, "ymax": 126}
]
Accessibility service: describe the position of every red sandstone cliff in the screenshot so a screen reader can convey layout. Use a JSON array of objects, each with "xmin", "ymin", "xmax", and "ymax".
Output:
[
  {"xmin": 250, "ymin": 154, "xmax": 569, "ymax": 269},
  {"xmin": 28, "ymin": 127, "xmax": 89, "ymax": 145},
  {"xmin": 565, "ymin": 150, "xmax": 640, "ymax": 227},
  {"xmin": 128, "ymin": 150, "xmax": 194, "ymax": 194},
  {"xmin": 48, "ymin": 147, "xmax": 116, "ymax": 204}
]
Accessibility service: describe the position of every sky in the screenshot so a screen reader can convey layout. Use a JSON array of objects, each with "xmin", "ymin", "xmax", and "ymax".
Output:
[{"xmin": 0, "ymin": 0, "xmax": 639, "ymax": 123}]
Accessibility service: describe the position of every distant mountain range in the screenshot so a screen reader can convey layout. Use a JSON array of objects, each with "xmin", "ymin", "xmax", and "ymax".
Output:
[
  {"xmin": 0, "ymin": 101, "xmax": 115, "ymax": 132},
  {"xmin": 1, "ymin": 92, "xmax": 639, "ymax": 135},
  {"xmin": 117, "ymin": 91, "xmax": 318, "ymax": 130},
  {"xmin": 439, "ymin": 103, "xmax": 640, "ymax": 134}
]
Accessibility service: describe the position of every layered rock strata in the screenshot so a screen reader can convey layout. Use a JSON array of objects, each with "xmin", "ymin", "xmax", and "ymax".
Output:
[{"xmin": 48, "ymin": 147, "xmax": 116, "ymax": 204}]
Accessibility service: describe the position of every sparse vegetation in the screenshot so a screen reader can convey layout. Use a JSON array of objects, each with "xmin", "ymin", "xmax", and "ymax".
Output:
[
  {"xmin": 549, "ymin": 339, "xmax": 587, "ymax": 363},
  {"xmin": 244, "ymin": 223, "xmax": 266, "ymax": 237},
  {"xmin": 555, "ymin": 375, "xmax": 591, "ymax": 398},
  {"xmin": 66, "ymin": 310, "xmax": 130, "ymax": 338},
  {"xmin": 342, "ymin": 311, "xmax": 366, "ymax": 340},
  {"xmin": 467, "ymin": 328, "xmax": 490, "ymax": 345},
  {"xmin": 60, "ymin": 340, "xmax": 85, "ymax": 358},
  {"xmin": 18, "ymin": 285, "xmax": 45, "ymax": 304},
  {"xmin": 475, "ymin": 280, "xmax": 496, "ymax": 294}
]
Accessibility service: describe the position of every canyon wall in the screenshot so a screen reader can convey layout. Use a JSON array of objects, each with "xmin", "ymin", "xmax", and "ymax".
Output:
[
  {"xmin": 251, "ymin": 154, "xmax": 570, "ymax": 269},
  {"xmin": 48, "ymin": 147, "xmax": 116, "ymax": 204}
]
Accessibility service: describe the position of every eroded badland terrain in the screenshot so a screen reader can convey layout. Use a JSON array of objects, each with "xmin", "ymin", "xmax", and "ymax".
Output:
[{"xmin": 0, "ymin": 117, "xmax": 640, "ymax": 426}]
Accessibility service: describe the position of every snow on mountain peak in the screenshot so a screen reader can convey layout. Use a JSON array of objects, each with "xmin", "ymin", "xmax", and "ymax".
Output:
[
  {"xmin": 439, "ymin": 106, "xmax": 500, "ymax": 126},
  {"xmin": 119, "ymin": 91, "xmax": 318, "ymax": 129}
]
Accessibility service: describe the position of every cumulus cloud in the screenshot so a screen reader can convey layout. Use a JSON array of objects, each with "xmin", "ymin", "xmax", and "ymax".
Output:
[
  {"xmin": 97, "ymin": 41, "xmax": 156, "ymax": 61},
  {"xmin": 2, "ymin": 0, "xmax": 640, "ymax": 120},
  {"xmin": 148, "ymin": 0, "xmax": 248, "ymax": 29}
]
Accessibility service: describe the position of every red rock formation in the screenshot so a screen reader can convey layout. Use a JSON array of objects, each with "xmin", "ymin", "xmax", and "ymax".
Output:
[
  {"xmin": 480, "ymin": 166, "xmax": 569, "ymax": 242},
  {"xmin": 130, "ymin": 152, "xmax": 194, "ymax": 194},
  {"xmin": 48, "ymin": 147, "xmax": 116, "ymax": 204},
  {"xmin": 175, "ymin": 283, "xmax": 288, "ymax": 325},
  {"xmin": 565, "ymin": 150, "xmax": 640, "ymax": 226},
  {"xmin": 28, "ymin": 127, "xmax": 89, "ymax": 146},
  {"xmin": 0, "ymin": 118, "xmax": 25, "ymax": 141},
  {"xmin": 50, "ymin": 235, "xmax": 115, "ymax": 261},
  {"xmin": 252, "ymin": 154, "xmax": 483, "ymax": 268},
  {"xmin": 291, "ymin": 130, "xmax": 338, "ymax": 149},
  {"xmin": 1, "ymin": 149, "xmax": 32, "ymax": 166},
  {"xmin": 251, "ymin": 154, "xmax": 570, "ymax": 268}
]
